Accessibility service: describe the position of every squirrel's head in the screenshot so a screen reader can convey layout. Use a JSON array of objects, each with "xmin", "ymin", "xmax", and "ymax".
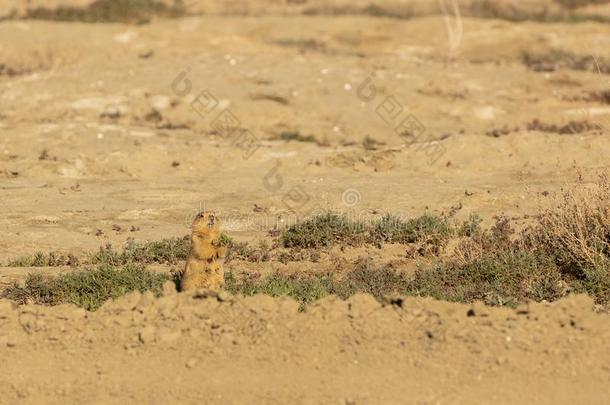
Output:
[{"xmin": 191, "ymin": 211, "xmax": 221, "ymax": 240}]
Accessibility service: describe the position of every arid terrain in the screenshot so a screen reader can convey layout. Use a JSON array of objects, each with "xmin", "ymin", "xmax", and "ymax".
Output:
[{"xmin": 1, "ymin": 0, "xmax": 610, "ymax": 403}]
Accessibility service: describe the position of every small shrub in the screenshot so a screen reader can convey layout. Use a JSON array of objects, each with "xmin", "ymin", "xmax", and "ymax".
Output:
[
  {"xmin": 281, "ymin": 213, "xmax": 367, "ymax": 248},
  {"xmin": 340, "ymin": 259, "xmax": 410, "ymax": 300},
  {"xmin": 362, "ymin": 136, "xmax": 384, "ymax": 151},
  {"xmin": 275, "ymin": 131, "xmax": 316, "ymax": 143},
  {"xmin": 372, "ymin": 214, "xmax": 452, "ymax": 256},
  {"xmin": 2, "ymin": 264, "xmax": 169, "ymax": 311},
  {"xmin": 528, "ymin": 174, "xmax": 610, "ymax": 272},
  {"xmin": 454, "ymin": 217, "xmax": 518, "ymax": 265},
  {"xmin": 572, "ymin": 264, "xmax": 610, "ymax": 305},
  {"xmin": 457, "ymin": 214, "xmax": 484, "ymax": 238}
]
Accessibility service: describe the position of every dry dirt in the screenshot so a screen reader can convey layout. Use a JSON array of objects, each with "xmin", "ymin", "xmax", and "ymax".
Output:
[
  {"xmin": 2, "ymin": 290, "xmax": 610, "ymax": 404},
  {"xmin": 1, "ymin": 0, "xmax": 610, "ymax": 403}
]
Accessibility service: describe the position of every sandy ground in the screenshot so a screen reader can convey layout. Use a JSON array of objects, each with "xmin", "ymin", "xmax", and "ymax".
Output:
[
  {"xmin": 1, "ymin": 6, "xmax": 610, "ymax": 262},
  {"xmin": 2, "ymin": 291, "xmax": 610, "ymax": 404},
  {"xmin": 1, "ymin": 0, "xmax": 610, "ymax": 403}
]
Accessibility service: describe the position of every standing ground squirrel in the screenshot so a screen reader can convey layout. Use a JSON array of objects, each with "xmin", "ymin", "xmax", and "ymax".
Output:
[{"xmin": 180, "ymin": 211, "xmax": 227, "ymax": 292}]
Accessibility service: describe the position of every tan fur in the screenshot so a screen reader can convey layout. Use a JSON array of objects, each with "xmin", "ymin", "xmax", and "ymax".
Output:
[{"xmin": 180, "ymin": 211, "xmax": 226, "ymax": 292}]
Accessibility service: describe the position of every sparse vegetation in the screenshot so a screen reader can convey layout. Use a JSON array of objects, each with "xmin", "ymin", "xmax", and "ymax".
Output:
[
  {"xmin": 469, "ymin": 0, "xmax": 610, "ymax": 23},
  {"xmin": 2, "ymin": 264, "xmax": 169, "ymax": 311},
  {"xmin": 273, "ymin": 39, "xmax": 326, "ymax": 53},
  {"xmin": 225, "ymin": 240, "xmax": 272, "ymax": 263},
  {"xmin": 302, "ymin": 4, "xmax": 416, "ymax": 20},
  {"xmin": 88, "ymin": 237, "xmax": 190, "ymax": 266},
  {"xmin": 7, "ymin": 251, "xmax": 79, "ymax": 267},
  {"xmin": 522, "ymin": 50, "xmax": 610, "ymax": 74},
  {"xmin": 408, "ymin": 251, "xmax": 566, "ymax": 306},
  {"xmin": 275, "ymin": 131, "xmax": 317, "ymax": 143},
  {"xmin": 554, "ymin": 0, "xmax": 610, "ymax": 10},
  {"xmin": 280, "ymin": 212, "xmax": 453, "ymax": 252},
  {"xmin": 225, "ymin": 259, "xmax": 410, "ymax": 309},
  {"xmin": 525, "ymin": 173, "xmax": 610, "ymax": 272},
  {"xmin": 526, "ymin": 119, "xmax": 601, "ymax": 134},
  {"xmin": 280, "ymin": 213, "xmax": 369, "ymax": 248},
  {"xmin": 362, "ymin": 136, "xmax": 385, "ymax": 151},
  {"xmin": 5, "ymin": 238, "xmax": 190, "ymax": 267},
  {"xmin": 229, "ymin": 175, "xmax": 610, "ymax": 307},
  {"xmin": 302, "ymin": 1, "xmax": 610, "ymax": 23},
  {"xmin": 25, "ymin": 0, "xmax": 188, "ymax": 24},
  {"xmin": 372, "ymin": 214, "xmax": 452, "ymax": 244},
  {"xmin": 585, "ymin": 90, "xmax": 610, "ymax": 105},
  {"xmin": 3, "ymin": 175, "xmax": 609, "ymax": 309},
  {"xmin": 225, "ymin": 271, "xmax": 334, "ymax": 309},
  {"xmin": 0, "ymin": 63, "xmax": 22, "ymax": 77}
]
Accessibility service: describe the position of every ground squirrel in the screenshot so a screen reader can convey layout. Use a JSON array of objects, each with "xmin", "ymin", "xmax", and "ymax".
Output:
[{"xmin": 180, "ymin": 211, "xmax": 226, "ymax": 292}]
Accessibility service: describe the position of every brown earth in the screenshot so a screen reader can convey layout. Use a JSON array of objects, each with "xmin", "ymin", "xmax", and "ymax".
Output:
[
  {"xmin": 1, "ymin": 0, "xmax": 610, "ymax": 403},
  {"xmin": 2, "ymin": 290, "xmax": 610, "ymax": 404}
]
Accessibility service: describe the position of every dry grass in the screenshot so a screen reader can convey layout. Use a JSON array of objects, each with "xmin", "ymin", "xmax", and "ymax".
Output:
[
  {"xmin": 528, "ymin": 173, "xmax": 610, "ymax": 271},
  {"xmin": 449, "ymin": 173, "xmax": 610, "ymax": 305}
]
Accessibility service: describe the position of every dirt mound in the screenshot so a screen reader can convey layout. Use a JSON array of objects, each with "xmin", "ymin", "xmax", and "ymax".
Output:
[{"xmin": 1, "ymin": 291, "xmax": 609, "ymax": 403}]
